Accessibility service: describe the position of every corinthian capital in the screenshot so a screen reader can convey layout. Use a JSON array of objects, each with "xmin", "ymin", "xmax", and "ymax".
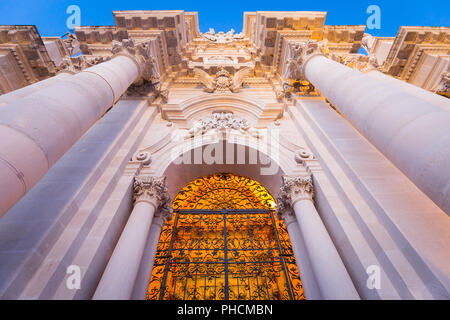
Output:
[
  {"xmin": 111, "ymin": 39, "xmax": 160, "ymax": 83},
  {"xmin": 285, "ymin": 40, "xmax": 326, "ymax": 80},
  {"xmin": 133, "ymin": 176, "xmax": 173, "ymax": 221},
  {"xmin": 276, "ymin": 175, "xmax": 315, "ymax": 219}
]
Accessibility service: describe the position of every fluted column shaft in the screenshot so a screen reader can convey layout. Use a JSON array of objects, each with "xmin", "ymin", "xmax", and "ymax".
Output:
[
  {"xmin": 93, "ymin": 176, "xmax": 172, "ymax": 300},
  {"xmin": 0, "ymin": 41, "xmax": 148, "ymax": 217},
  {"xmin": 278, "ymin": 175, "xmax": 359, "ymax": 300},
  {"xmin": 282, "ymin": 213, "xmax": 322, "ymax": 299},
  {"xmin": 292, "ymin": 42, "xmax": 450, "ymax": 213},
  {"xmin": 131, "ymin": 214, "xmax": 165, "ymax": 300}
]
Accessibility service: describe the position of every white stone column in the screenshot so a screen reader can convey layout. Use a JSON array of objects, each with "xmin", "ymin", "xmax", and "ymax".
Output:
[
  {"xmin": 0, "ymin": 39, "xmax": 158, "ymax": 217},
  {"xmin": 93, "ymin": 176, "xmax": 172, "ymax": 300},
  {"xmin": 365, "ymin": 69, "xmax": 450, "ymax": 111},
  {"xmin": 130, "ymin": 213, "xmax": 166, "ymax": 300},
  {"xmin": 0, "ymin": 72, "xmax": 74, "ymax": 107},
  {"xmin": 278, "ymin": 175, "xmax": 360, "ymax": 300},
  {"xmin": 278, "ymin": 211, "xmax": 322, "ymax": 299},
  {"xmin": 286, "ymin": 40, "xmax": 450, "ymax": 214}
]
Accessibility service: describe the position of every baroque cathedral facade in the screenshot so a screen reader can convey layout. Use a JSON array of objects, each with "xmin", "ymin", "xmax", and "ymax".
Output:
[{"xmin": 0, "ymin": 10, "xmax": 449, "ymax": 300}]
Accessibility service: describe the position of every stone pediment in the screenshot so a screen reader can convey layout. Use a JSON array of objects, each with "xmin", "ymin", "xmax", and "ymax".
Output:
[{"xmin": 159, "ymin": 93, "xmax": 283, "ymax": 127}]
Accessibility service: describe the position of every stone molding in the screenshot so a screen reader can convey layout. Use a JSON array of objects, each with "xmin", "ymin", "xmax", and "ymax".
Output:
[
  {"xmin": 133, "ymin": 175, "xmax": 173, "ymax": 221},
  {"xmin": 276, "ymin": 175, "xmax": 314, "ymax": 219},
  {"xmin": 160, "ymin": 93, "xmax": 283, "ymax": 125}
]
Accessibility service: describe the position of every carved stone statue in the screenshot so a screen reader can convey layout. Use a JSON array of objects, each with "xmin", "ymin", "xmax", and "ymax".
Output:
[
  {"xmin": 63, "ymin": 32, "xmax": 81, "ymax": 56},
  {"xmin": 361, "ymin": 33, "xmax": 374, "ymax": 54},
  {"xmin": 202, "ymin": 28, "xmax": 245, "ymax": 43},
  {"xmin": 434, "ymin": 72, "xmax": 450, "ymax": 96}
]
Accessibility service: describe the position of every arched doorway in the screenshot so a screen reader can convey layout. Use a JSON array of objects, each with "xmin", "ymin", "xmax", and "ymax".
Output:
[{"xmin": 146, "ymin": 173, "xmax": 304, "ymax": 300}]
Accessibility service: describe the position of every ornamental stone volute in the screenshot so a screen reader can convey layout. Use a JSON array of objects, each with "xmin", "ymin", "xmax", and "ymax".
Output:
[
  {"xmin": 276, "ymin": 175, "xmax": 315, "ymax": 219},
  {"xmin": 133, "ymin": 176, "xmax": 173, "ymax": 221}
]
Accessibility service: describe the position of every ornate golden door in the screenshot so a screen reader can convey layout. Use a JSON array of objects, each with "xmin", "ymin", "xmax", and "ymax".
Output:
[{"xmin": 146, "ymin": 173, "xmax": 304, "ymax": 300}]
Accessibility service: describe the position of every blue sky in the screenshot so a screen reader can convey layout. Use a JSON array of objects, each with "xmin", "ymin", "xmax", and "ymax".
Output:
[{"xmin": 0, "ymin": 0, "xmax": 448, "ymax": 38}]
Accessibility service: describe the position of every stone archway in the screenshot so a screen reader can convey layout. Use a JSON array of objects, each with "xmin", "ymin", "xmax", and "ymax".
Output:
[
  {"xmin": 145, "ymin": 172, "xmax": 305, "ymax": 300},
  {"xmin": 94, "ymin": 122, "xmax": 358, "ymax": 300}
]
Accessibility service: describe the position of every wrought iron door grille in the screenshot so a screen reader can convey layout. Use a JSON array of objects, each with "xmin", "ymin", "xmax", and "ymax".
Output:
[{"xmin": 147, "ymin": 209, "xmax": 304, "ymax": 300}]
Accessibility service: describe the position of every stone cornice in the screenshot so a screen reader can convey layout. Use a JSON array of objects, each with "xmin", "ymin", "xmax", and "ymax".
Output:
[
  {"xmin": 400, "ymin": 44, "xmax": 450, "ymax": 81},
  {"xmin": 381, "ymin": 26, "xmax": 450, "ymax": 78},
  {"xmin": 133, "ymin": 176, "xmax": 173, "ymax": 220},
  {"xmin": 0, "ymin": 25, "xmax": 57, "ymax": 85}
]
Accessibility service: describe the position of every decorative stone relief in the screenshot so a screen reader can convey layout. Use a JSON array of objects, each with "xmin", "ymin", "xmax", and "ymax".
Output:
[
  {"xmin": 158, "ymin": 88, "xmax": 169, "ymax": 103},
  {"xmin": 133, "ymin": 176, "xmax": 173, "ymax": 221},
  {"xmin": 276, "ymin": 175, "xmax": 314, "ymax": 219},
  {"xmin": 186, "ymin": 112, "xmax": 260, "ymax": 138},
  {"xmin": 286, "ymin": 40, "xmax": 327, "ymax": 80},
  {"xmin": 340, "ymin": 54, "xmax": 379, "ymax": 73},
  {"xmin": 282, "ymin": 79, "xmax": 318, "ymax": 99},
  {"xmin": 131, "ymin": 150, "xmax": 152, "ymax": 165},
  {"xmin": 294, "ymin": 147, "xmax": 314, "ymax": 165},
  {"xmin": 202, "ymin": 28, "xmax": 245, "ymax": 43},
  {"xmin": 275, "ymin": 90, "xmax": 286, "ymax": 102},
  {"xmin": 123, "ymin": 79, "xmax": 165, "ymax": 98},
  {"xmin": 194, "ymin": 66, "xmax": 253, "ymax": 93},
  {"xmin": 56, "ymin": 55, "xmax": 112, "ymax": 74}
]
